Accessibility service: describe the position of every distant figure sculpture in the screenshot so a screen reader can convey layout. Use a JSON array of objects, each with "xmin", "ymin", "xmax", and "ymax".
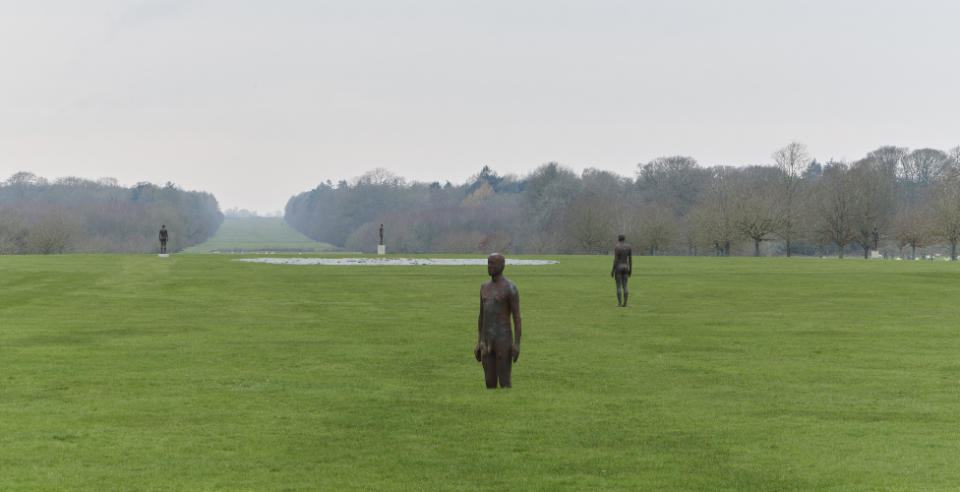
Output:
[
  {"xmin": 379, "ymin": 224, "xmax": 384, "ymax": 246},
  {"xmin": 872, "ymin": 227, "xmax": 879, "ymax": 250},
  {"xmin": 159, "ymin": 225, "xmax": 168, "ymax": 254},
  {"xmin": 611, "ymin": 234, "xmax": 632, "ymax": 307},
  {"xmin": 475, "ymin": 253, "xmax": 521, "ymax": 389}
]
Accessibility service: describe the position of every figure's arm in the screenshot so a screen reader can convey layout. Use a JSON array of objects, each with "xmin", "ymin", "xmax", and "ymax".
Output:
[
  {"xmin": 475, "ymin": 294, "xmax": 483, "ymax": 361},
  {"xmin": 628, "ymin": 250, "xmax": 632, "ymax": 276},
  {"xmin": 510, "ymin": 285, "xmax": 521, "ymax": 362},
  {"xmin": 611, "ymin": 246, "xmax": 617, "ymax": 277}
]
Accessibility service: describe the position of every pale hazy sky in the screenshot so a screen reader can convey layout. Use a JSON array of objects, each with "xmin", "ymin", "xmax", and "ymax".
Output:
[{"xmin": 2, "ymin": 1, "xmax": 958, "ymax": 213}]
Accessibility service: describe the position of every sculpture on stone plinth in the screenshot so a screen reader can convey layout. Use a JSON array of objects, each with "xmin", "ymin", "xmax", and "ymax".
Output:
[{"xmin": 159, "ymin": 225, "xmax": 168, "ymax": 254}]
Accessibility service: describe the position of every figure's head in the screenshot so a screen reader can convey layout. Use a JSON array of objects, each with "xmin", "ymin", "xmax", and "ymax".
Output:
[
  {"xmin": 618, "ymin": 234, "xmax": 625, "ymax": 242},
  {"xmin": 162, "ymin": 224, "xmax": 166, "ymax": 229},
  {"xmin": 487, "ymin": 253, "xmax": 505, "ymax": 277}
]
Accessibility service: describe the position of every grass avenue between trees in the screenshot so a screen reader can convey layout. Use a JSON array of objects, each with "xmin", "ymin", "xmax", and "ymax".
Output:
[
  {"xmin": 0, "ymin": 254, "xmax": 958, "ymax": 490},
  {"xmin": 180, "ymin": 217, "xmax": 335, "ymax": 254}
]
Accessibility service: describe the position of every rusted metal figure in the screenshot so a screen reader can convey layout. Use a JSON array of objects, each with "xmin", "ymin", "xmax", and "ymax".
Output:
[
  {"xmin": 379, "ymin": 224, "xmax": 384, "ymax": 245},
  {"xmin": 475, "ymin": 253, "xmax": 521, "ymax": 388},
  {"xmin": 611, "ymin": 234, "xmax": 632, "ymax": 307},
  {"xmin": 159, "ymin": 225, "xmax": 168, "ymax": 254}
]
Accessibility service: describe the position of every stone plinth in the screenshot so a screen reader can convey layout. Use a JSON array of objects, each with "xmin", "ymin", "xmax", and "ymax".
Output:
[{"xmin": 377, "ymin": 245, "xmax": 385, "ymax": 255}]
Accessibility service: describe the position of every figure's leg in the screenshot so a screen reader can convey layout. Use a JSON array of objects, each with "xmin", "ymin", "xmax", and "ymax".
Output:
[
  {"xmin": 495, "ymin": 343, "xmax": 512, "ymax": 388},
  {"xmin": 615, "ymin": 274, "xmax": 623, "ymax": 306},
  {"xmin": 481, "ymin": 352, "xmax": 498, "ymax": 389},
  {"xmin": 621, "ymin": 274, "xmax": 629, "ymax": 307}
]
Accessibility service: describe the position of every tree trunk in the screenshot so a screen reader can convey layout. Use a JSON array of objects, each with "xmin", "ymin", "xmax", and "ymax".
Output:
[
  {"xmin": 911, "ymin": 244, "xmax": 916, "ymax": 260},
  {"xmin": 951, "ymin": 241, "xmax": 957, "ymax": 261},
  {"xmin": 785, "ymin": 238, "xmax": 792, "ymax": 258},
  {"xmin": 838, "ymin": 244, "xmax": 845, "ymax": 259},
  {"xmin": 863, "ymin": 245, "xmax": 869, "ymax": 259},
  {"xmin": 754, "ymin": 239, "xmax": 760, "ymax": 257}
]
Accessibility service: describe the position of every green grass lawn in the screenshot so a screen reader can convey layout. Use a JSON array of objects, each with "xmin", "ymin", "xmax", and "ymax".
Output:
[
  {"xmin": 1, "ymin": 254, "xmax": 958, "ymax": 490},
  {"xmin": 180, "ymin": 217, "xmax": 335, "ymax": 253}
]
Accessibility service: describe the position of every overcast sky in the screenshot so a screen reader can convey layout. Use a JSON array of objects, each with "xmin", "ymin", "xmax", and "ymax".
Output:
[{"xmin": 2, "ymin": 1, "xmax": 958, "ymax": 213}]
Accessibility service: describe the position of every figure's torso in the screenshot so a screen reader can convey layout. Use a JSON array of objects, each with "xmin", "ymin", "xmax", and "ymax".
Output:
[
  {"xmin": 480, "ymin": 278, "xmax": 516, "ymax": 344},
  {"xmin": 614, "ymin": 243, "xmax": 631, "ymax": 271}
]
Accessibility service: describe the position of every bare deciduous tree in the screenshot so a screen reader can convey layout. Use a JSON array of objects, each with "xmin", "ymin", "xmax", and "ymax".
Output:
[
  {"xmin": 5, "ymin": 171, "xmax": 47, "ymax": 186},
  {"xmin": 731, "ymin": 166, "xmax": 779, "ymax": 256},
  {"xmin": 848, "ymin": 160, "xmax": 896, "ymax": 259},
  {"xmin": 891, "ymin": 206, "xmax": 932, "ymax": 260},
  {"xmin": 814, "ymin": 162, "xmax": 856, "ymax": 258},
  {"xmin": 929, "ymin": 170, "xmax": 960, "ymax": 260},
  {"xmin": 26, "ymin": 208, "xmax": 80, "ymax": 254},
  {"xmin": 694, "ymin": 166, "xmax": 737, "ymax": 256},
  {"xmin": 354, "ymin": 168, "xmax": 406, "ymax": 187},
  {"xmin": 773, "ymin": 142, "xmax": 810, "ymax": 256},
  {"xmin": 0, "ymin": 209, "xmax": 28, "ymax": 254},
  {"xmin": 522, "ymin": 231, "xmax": 559, "ymax": 254},
  {"xmin": 524, "ymin": 162, "xmax": 582, "ymax": 232},
  {"xmin": 563, "ymin": 194, "xmax": 617, "ymax": 253},
  {"xmin": 866, "ymin": 146, "xmax": 908, "ymax": 181},
  {"xmin": 635, "ymin": 205, "xmax": 676, "ymax": 255},
  {"xmin": 900, "ymin": 148, "xmax": 949, "ymax": 186},
  {"xmin": 636, "ymin": 156, "xmax": 710, "ymax": 215}
]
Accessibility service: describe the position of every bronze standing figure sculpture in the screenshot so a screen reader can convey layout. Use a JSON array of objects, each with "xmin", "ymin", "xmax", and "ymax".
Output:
[
  {"xmin": 475, "ymin": 253, "xmax": 521, "ymax": 389},
  {"xmin": 611, "ymin": 234, "xmax": 632, "ymax": 307},
  {"xmin": 159, "ymin": 225, "xmax": 168, "ymax": 254},
  {"xmin": 379, "ymin": 224, "xmax": 384, "ymax": 245}
]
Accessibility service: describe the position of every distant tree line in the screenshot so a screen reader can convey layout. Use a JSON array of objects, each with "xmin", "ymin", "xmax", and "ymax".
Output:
[
  {"xmin": 0, "ymin": 172, "xmax": 223, "ymax": 254},
  {"xmin": 285, "ymin": 144, "xmax": 960, "ymax": 258}
]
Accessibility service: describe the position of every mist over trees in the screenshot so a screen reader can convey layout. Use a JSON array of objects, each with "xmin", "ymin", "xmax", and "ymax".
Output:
[
  {"xmin": 285, "ymin": 144, "xmax": 960, "ymax": 258},
  {"xmin": 0, "ymin": 172, "xmax": 223, "ymax": 254}
]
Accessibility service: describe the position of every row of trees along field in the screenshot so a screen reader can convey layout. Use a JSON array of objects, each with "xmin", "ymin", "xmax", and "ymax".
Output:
[
  {"xmin": 285, "ymin": 143, "xmax": 960, "ymax": 259},
  {"xmin": 0, "ymin": 172, "xmax": 223, "ymax": 254}
]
